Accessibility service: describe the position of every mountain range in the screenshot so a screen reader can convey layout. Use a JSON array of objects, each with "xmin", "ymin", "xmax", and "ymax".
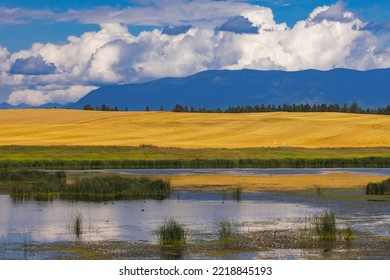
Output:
[
  {"xmin": 2, "ymin": 68, "xmax": 390, "ymax": 110},
  {"xmin": 71, "ymin": 68, "xmax": 390, "ymax": 110},
  {"xmin": 0, "ymin": 102, "xmax": 73, "ymax": 109}
]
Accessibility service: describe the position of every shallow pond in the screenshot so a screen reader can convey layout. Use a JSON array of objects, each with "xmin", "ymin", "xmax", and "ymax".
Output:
[
  {"xmin": 1, "ymin": 190, "xmax": 390, "ymax": 243},
  {"xmin": 1, "ymin": 168, "xmax": 390, "ymax": 259},
  {"xmin": 0, "ymin": 192, "xmax": 322, "ymax": 245}
]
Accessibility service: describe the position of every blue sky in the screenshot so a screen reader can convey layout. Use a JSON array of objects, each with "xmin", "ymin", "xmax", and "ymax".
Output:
[
  {"xmin": 0, "ymin": 1, "xmax": 390, "ymax": 105},
  {"xmin": 1, "ymin": 1, "xmax": 390, "ymax": 52}
]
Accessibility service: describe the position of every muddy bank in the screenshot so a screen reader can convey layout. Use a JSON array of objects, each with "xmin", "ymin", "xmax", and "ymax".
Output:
[{"xmin": 12, "ymin": 228, "xmax": 390, "ymax": 260}]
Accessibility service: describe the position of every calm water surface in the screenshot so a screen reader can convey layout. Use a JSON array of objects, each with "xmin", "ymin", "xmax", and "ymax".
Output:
[
  {"xmin": 68, "ymin": 168, "xmax": 390, "ymax": 176},
  {"xmin": 1, "ymin": 168, "xmax": 390, "ymax": 259},
  {"xmin": 0, "ymin": 192, "xmax": 321, "ymax": 244}
]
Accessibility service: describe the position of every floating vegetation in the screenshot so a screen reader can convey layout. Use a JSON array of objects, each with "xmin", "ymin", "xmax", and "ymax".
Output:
[
  {"xmin": 11, "ymin": 172, "xmax": 171, "ymax": 201},
  {"xmin": 366, "ymin": 178, "xmax": 390, "ymax": 195},
  {"xmin": 218, "ymin": 219, "xmax": 238, "ymax": 240},
  {"xmin": 315, "ymin": 211, "xmax": 337, "ymax": 240},
  {"xmin": 157, "ymin": 219, "xmax": 186, "ymax": 246}
]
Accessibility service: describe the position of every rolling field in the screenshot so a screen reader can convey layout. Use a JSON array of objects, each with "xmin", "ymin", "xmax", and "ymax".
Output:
[{"xmin": 0, "ymin": 109, "xmax": 389, "ymax": 148}]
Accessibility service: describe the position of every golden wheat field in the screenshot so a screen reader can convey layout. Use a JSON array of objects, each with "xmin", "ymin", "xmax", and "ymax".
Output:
[{"xmin": 0, "ymin": 109, "xmax": 389, "ymax": 148}]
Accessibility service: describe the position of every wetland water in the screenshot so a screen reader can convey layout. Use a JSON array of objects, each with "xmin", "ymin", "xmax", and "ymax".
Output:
[{"xmin": 1, "ymin": 168, "xmax": 390, "ymax": 259}]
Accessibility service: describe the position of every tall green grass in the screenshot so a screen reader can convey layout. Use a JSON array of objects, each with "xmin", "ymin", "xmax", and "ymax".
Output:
[
  {"xmin": 72, "ymin": 211, "xmax": 83, "ymax": 238},
  {"xmin": 222, "ymin": 187, "xmax": 242, "ymax": 201},
  {"xmin": 10, "ymin": 173, "xmax": 171, "ymax": 201},
  {"xmin": 366, "ymin": 178, "xmax": 390, "ymax": 195},
  {"xmin": 343, "ymin": 226, "xmax": 354, "ymax": 241},
  {"xmin": 67, "ymin": 176, "xmax": 171, "ymax": 200},
  {"xmin": 1, "ymin": 145, "xmax": 390, "ymax": 169},
  {"xmin": 157, "ymin": 219, "xmax": 186, "ymax": 245},
  {"xmin": 0, "ymin": 170, "xmax": 66, "ymax": 183},
  {"xmin": 231, "ymin": 187, "xmax": 242, "ymax": 201},
  {"xmin": 1, "ymin": 157, "xmax": 390, "ymax": 169},
  {"xmin": 218, "ymin": 219, "xmax": 238, "ymax": 240},
  {"xmin": 315, "ymin": 211, "xmax": 337, "ymax": 240}
]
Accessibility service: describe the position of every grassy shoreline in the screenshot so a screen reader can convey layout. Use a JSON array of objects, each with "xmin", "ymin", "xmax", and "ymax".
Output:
[{"xmin": 0, "ymin": 145, "xmax": 389, "ymax": 169}]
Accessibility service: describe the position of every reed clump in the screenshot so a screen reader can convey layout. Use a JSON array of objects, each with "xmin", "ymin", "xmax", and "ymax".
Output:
[
  {"xmin": 343, "ymin": 226, "xmax": 354, "ymax": 241},
  {"xmin": 11, "ymin": 173, "xmax": 171, "ymax": 201},
  {"xmin": 218, "ymin": 219, "xmax": 238, "ymax": 240},
  {"xmin": 1, "ymin": 170, "xmax": 66, "ymax": 183},
  {"xmin": 157, "ymin": 219, "xmax": 186, "ymax": 246},
  {"xmin": 366, "ymin": 178, "xmax": 390, "ymax": 195},
  {"xmin": 72, "ymin": 211, "xmax": 83, "ymax": 238},
  {"xmin": 231, "ymin": 187, "xmax": 242, "ymax": 201},
  {"xmin": 315, "ymin": 211, "xmax": 337, "ymax": 240},
  {"xmin": 67, "ymin": 176, "xmax": 171, "ymax": 200}
]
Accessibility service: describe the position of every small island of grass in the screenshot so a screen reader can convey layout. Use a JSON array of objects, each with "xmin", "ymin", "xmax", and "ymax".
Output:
[{"xmin": 2, "ymin": 170, "xmax": 171, "ymax": 201}]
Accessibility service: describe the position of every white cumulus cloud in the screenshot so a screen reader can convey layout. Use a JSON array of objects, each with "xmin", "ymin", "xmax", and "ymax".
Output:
[
  {"xmin": 1, "ymin": 2, "xmax": 390, "ymax": 106},
  {"xmin": 0, "ymin": 46, "xmax": 10, "ymax": 71},
  {"xmin": 7, "ymin": 85, "xmax": 97, "ymax": 106}
]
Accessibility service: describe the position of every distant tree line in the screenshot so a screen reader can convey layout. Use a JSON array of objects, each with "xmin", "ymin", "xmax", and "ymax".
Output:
[
  {"xmin": 83, "ymin": 104, "xmax": 165, "ymax": 112},
  {"xmin": 172, "ymin": 103, "xmax": 390, "ymax": 115},
  {"xmin": 83, "ymin": 103, "xmax": 390, "ymax": 115},
  {"xmin": 83, "ymin": 104, "xmax": 123, "ymax": 111}
]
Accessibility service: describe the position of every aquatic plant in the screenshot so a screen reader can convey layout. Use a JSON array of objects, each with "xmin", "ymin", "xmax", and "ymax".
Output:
[
  {"xmin": 315, "ymin": 211, "xmax": 337, "ymax": 240},
  {"xmin": 218, "ymin": 219, "xmax": 238, "ymax": 240},
  {"xmin": 157, "ymin": 219, "xmax": 186, "ymax": 245},
  {"xmin": 366, "ymin": 178, "xmax": 390, "ymax": 195},
  {"xmin": 11, "ymin": 175, "xmax": 171, "ymax": 201},
  {"xmin": 343, "ymin": 226, "xmax": 354, "ymax": 241},
  {"xmin": 72, "ymin": 211, "xmax": 83, "ymax": 238},
  {"xmin": 0, "ymin": 170, "xmax": 66, "ymax": 184},
  {"xmin": 315, "ymin": 186, "xmax": 323, "ymax": 195},
  {"xmin": 231, "ymin": 187, "xmax": 242, "ymax": 201},
  {"xmin": 221, "ymin": 187, "xmax": 242, "ymax": 201}
]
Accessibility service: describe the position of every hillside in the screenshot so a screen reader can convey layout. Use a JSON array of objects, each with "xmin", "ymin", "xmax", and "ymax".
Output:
[
  {"xmin": 71, "ymin": 68, "xmax": 390, "ymax": 110},
  {"xmin": 0, "ymin": 109, "xmax": 389, "ymax": 148}
]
